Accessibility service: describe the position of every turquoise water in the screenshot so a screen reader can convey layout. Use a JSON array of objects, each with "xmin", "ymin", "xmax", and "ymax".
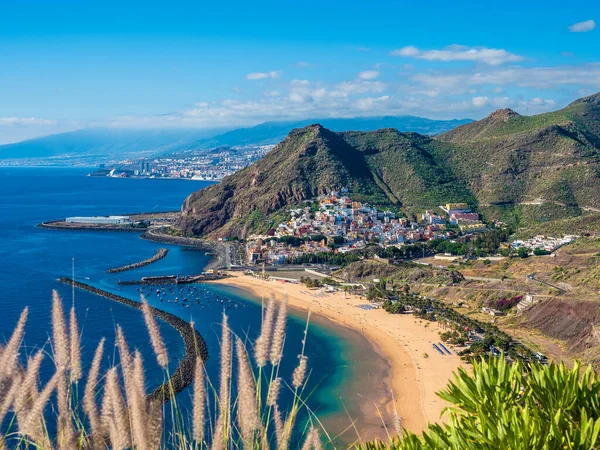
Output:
[{"xmin": 0, "ymin": 167, "xmax": 369, "ymax": 446}]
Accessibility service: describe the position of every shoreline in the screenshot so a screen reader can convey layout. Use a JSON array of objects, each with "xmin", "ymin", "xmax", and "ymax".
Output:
[{"xmin": 208, "ymin": 272, "xmax": 468, "ymax": 437}]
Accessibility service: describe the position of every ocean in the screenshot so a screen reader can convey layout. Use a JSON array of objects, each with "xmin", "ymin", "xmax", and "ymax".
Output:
[{"xmin": 0, "ymin": 167, "xmax": 385, "ymax": 447}]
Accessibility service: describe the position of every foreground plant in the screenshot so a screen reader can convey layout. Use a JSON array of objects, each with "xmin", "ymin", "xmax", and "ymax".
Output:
[
  {"xmin": 0, "ymin": 291, "xmax": 324, "ymax": 449},
  {"xmin": 360, "ymin": 355, "xmax": 600, "ymax": 450}
]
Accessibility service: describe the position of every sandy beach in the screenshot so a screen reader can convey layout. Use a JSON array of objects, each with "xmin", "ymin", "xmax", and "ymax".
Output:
[{"xmin": 208, "ymin": 272, "xmax": 467, "ymax": 439}]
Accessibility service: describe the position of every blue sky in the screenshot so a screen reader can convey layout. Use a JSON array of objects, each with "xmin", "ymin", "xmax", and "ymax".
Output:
[{"xmin": 0, "ymin": 0, "xmax": 599, "ymax": 143}]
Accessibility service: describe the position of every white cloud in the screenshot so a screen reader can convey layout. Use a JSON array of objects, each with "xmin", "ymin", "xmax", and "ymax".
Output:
[
  {"xmin": 0, "ymin": 117, "xmax": 57, "ymax": 126},
  {"xmin": 471, "ymin": 96, "xmax": 490, "ymax": 107},
  {"xmin": 245, "ymin": 71, "xmax": 281, "ymax": 80},
  {"xmin": 393, "ymin": 45, "xmax": 420, "ymax": 57},
  {"xmin": 411, "ymin": 64, "xmax": 600, "ymax": 90},
  {"xmin": 357, "ymin": 70, "xmax": 380, "ymax": 80},
  {"xmin": 296, "ymin": 61, "xmax": 313, "ymax": 67},
  {"xmin": 568, "ymin": 20, "xmax": 596, "ymax": 32},
  {"xmin": 391, "ymin": 45, "xmax": 524, "ymax": 65}
]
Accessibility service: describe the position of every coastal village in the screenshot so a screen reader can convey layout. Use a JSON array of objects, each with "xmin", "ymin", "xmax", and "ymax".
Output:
[{"xmin": 244, "ymin": 190, "xmax": 487, "ymax": 265}]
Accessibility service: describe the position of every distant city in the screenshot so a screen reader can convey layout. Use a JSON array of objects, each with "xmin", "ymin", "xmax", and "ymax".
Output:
[{"xmin": 90, "ymin": 144, "xmax": 275, "ymax": 180}]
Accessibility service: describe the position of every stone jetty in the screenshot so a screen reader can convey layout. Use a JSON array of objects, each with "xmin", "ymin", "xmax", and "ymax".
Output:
[
  {"xmin": 107, "ymin": 248, "xmax": 169, "ymax": 273},
  {"xmin": 58, "ymin": 277, "xmax": 209, "ymax": 404}
]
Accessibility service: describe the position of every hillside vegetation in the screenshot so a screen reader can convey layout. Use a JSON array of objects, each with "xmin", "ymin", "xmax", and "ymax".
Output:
[{"xmin": 181, "ymin": 93, "xmax": 600, "ymax": 238}]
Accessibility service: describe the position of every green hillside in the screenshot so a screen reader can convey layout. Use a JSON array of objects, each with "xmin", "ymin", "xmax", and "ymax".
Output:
[
  {"xmin": 437, "ymin": 93, "xmax": 600, "ymax": 216},
  {"xmin": 179, "ymin": 125, "xmax": 473, "ymax": 237},
  {"xmin": 180, "ymin": 93, "xmax": 600, "ymax": 238}
]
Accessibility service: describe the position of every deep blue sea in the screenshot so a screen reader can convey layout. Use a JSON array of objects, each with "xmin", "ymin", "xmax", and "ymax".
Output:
[{"xmin": 0, "ymin": 167, "xmax": 374, "ymax": 446}]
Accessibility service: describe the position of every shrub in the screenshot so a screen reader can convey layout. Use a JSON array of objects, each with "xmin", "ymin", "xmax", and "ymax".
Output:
[{"xmin": 360, "ymin": 356, "xmax": 600, "ymax": 450}]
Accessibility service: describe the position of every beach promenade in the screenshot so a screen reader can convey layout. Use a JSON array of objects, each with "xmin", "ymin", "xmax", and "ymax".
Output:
[{"xmin": 208, "ymin": 272, "xmax": 467, "ymax": 435}]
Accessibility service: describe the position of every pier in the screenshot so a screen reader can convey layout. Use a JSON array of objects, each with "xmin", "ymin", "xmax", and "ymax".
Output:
[
  {"xmin": 107, "ymin": 248, "xmax": 169, "ymax": 273},
  {"xmin": 58, "ymin": 277, "xmax": 209, "ymax": 404}
]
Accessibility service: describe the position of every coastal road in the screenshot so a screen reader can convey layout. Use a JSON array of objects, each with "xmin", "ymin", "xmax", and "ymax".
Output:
[{"xmin": 526, "ymin": 273, "xmax": 566, "ymax": 295}]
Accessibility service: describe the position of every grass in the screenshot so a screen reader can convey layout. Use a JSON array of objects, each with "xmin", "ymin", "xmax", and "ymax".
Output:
[{"xmin": 0, "ymin": 291, "xmax": 328, "ymax": 449}]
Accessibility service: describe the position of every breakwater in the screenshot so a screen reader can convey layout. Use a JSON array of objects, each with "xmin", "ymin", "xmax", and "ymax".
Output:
[
  {"xmin": 107, "ymin": 248, "xmax": 169, "ymax": 273},
  {"xmin": 117, "ymin": 273, "xmax": 226, "ymax": 286},
  {"xmin": 58, "ymin": 278, "xmax": 209, "ymax": 404}
]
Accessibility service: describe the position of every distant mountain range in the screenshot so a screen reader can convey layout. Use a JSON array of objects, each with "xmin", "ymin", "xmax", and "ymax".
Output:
[
  {"xmin": 0, "ymin": 116, "xmax": 472, "ymax": 163},
  {"xmin": 180, "ymin": 92, "xmax": 600, "ymax": 237}
]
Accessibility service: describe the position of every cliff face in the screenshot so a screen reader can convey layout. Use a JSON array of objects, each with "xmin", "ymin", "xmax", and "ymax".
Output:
[{"xmin": 180, "ymin": 93, "xmax": 600, "ymax": 238}]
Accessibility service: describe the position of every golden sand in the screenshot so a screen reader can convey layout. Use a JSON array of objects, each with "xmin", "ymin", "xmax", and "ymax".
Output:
[{"xmin": 208, "ymin": 272, "xmax": 467, "ymax": 436}]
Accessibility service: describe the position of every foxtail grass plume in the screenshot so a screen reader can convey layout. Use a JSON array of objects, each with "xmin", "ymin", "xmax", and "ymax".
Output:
[
  {"xmin": 292, "ymin": 355, "xmax": 308, "ymax": 389},
  {"xmin": 193, "ymin": 358, "xmax": 206, "ymax": 443},
  {"xmin": 301, "ymin": 426, "xmax": 323, "ymax": 450},
  {"xmin": 0, "ymin": 307, "xmax": 28, "ymax": 378},
  {"xmin": 146, "ymin": 400, "xmax": 163, "ymax": 450},
  {"xmin": 51, "ymin": 290, "xmax": 70, "ymax": 370},
  {"xmin": 0, "ymin": 372, "xmax": 22, "ymax": 425},
  {"xmin": 14, "ymin": 350, "xmax": 44, "ymax": 418},
  {"xmin": 116, "ymin": 325, "xmax": 132, "ymax": 381},
  {"xmin": 267, "ymin": 377, "xmax": 282, "ymax": 407},
  {"xmin": 20, "ymin": 368, "xmax": 61, "ymax": 445},
  {"xmin": 272, "ymin": 403, "xmax": 284, "ymax": 446},
  {"xmin": 212, "ymin": 314, "xmax": 232, "ymax": 450},
  {"xmin": 83, "ymin": 338, "xmax": 105, "ymax": 448},
  {"xmin": 69, "ymin": 306, "xmax": 82, "ymax": 382},
  {"xmin": 269, "ymin": 295, "xmax": 288, "ymax": 365},
  {"xmin": 129, "ymin": 350, "xmax": 149, "ymax": 449},
  {"xmin": 254, "ymin": 293, "xmax": 276, "ymax": 367},
  {"xmin": 101, "ymin": 367, "xmax": 131, "ymax": 450},
  {"xmin": 235, "ymin": 337, "xmax": 260, "ymax": 447},
  {"xmin": 141, "ymin": 295, "xmax": 169, "ymax": 368}
]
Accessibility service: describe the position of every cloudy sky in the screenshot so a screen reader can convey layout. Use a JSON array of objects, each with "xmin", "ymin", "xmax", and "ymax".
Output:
[{"xmin": 0, "ymin": 0, "xmax": 599, "ymax": 143}]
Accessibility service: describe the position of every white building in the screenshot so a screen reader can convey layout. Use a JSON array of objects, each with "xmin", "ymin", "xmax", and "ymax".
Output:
[{"xmin": 66, "ymin": 216, "xmax": 131, "ymax": 225}]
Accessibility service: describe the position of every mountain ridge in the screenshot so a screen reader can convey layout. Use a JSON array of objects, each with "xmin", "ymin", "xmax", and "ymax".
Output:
[
  {"xmin": 0, "ymin": 116, "xmax": 472, "ymax": 162},
  {"xmin": 181, "ymin": 92, "xmax": 600, "ymax": 237}
]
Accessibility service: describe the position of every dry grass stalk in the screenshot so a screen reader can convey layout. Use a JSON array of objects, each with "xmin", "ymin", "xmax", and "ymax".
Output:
[
  {"xmin": 269, "ymin": 295, "xmax": 288, "ymax": 366},
  {"xmin": 129, "ymin": 350, "xmax": 149, "ymax": 449},
  {"xmin": 300, "ymin": 426, "xmax": 323, "ymax": 450},
  {"xmin": 0, "ymin": 372, "xmax": 22, "ymax": 425},
  {"xmin": 267, "ymin": 377, "xmax": 282, "ymax": 407},
  {"xmin": 141, "ymin": 295, "xmax": 169, "ymax": 368},
  {"xmin": 83, "ymin": 338, "xmax": 105, "ymax": 448},
  {"xmin": 146, "ymin": 399, "xmax": 163, "ymax": 450},
  {"xmin": 69, "ymin": 306, "xmax": 82, "ymax": 382},
  {"xmin": 20, "ymin": 368, "xmax": 62, "ymax": 446},
  {"xmin": 255, "ymin": 293, "xmax": 276, "ymax": 367},
  {"xmin": 193, "ymin": 358, "xmax": 206, "ymax": 443},
  {"xmin": 235, "ymin": 337, "xmax": 260, "ymax": 447},
  {"xmin": 211, "ymin": 314, "xmax": 232, "ymax": 450},
  {"xmin": 292, "ymin": 355, "xmax": 308, "ymax": 389},
  {"xmin": 272, "ymin": 403, "xmax": 284, "ymax": 446},
  {"xmin": 14, "ymin": 350, "xmax": 44, "ymax": 427},
  {"xmin": 0, "ymin": 307, "xmax": 28, "ymax": 379},
  {"xmin": 56, "ymin": 370, "xmax": 75, "ymax": 450},
  {"xmin": 51, "ymin": 291, "xmax": 70, "ymax": 370},
  {"xmin": 101, "ymin": 367, "xmax": 131, "ymax": 450}
]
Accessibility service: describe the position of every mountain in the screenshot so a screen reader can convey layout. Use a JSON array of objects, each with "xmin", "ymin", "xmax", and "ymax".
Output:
[
  {"xmin": 179, "ymin": 125, "xmax": 474, "ymax": 237},
  {"xmin": 436, "ymin": 93, "xmax": 600, "ymax": 220},
  {"xmin": 192, "ymin": 116, "xmax": 473, "ymax": 148},
  {"xmin": 180, "ymin": 93, "xmax": 600, "ymax": 237},
  {"xmin": 0, "ymin": 116, "xmax": 471, "ymax": 164},
  {"xmin": 0, "ymin": 128, "xmax": 226, "ymax": 162}
]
